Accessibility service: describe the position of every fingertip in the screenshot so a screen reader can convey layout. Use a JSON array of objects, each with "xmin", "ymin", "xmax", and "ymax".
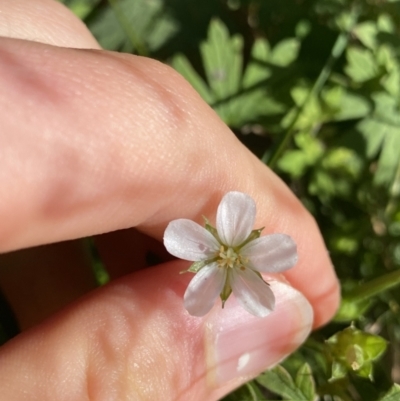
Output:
[{"xmin": 0, "ymin": 0, "xmax": 100, "ymax": 49}]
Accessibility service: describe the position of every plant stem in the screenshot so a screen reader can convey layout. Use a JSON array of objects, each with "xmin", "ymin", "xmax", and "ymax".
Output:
[
  {"xmin": 108, "ymin": 0, "xmax": 148, "ymax": 56},
  {"xmin": 345, "ymin": 269, "xmax": 400, "ymax": 302},
  {"xmin": 264, "ymin": 7, "xmax": 360, "ymax": 169}
]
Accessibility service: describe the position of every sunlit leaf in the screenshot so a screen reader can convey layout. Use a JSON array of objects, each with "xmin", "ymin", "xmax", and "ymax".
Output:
[
  {"xmin": 354, "ymin": 22, "xmax": 378, "ymax": 49},
  {"xmin": 358, "ymin": 92, "xmax": 400, "ymax": 187},
  {"xmin": 278, "ymin": 132, "xmax": 324, "ymax": 177},
  {"xmin": 171, "ymin": 54, "xmax": 214, "ymax": 104},
  {"xmin": 295, "ymin": 363, "xmax": 317, "ymax": 401},
  {"xmin": 171, "ymin": 20, "xmax": 290, "ymax": 127},
  {"xmin": 257, "ymin": 365, "xmax": 314, "ymax": 400},
  {"xmin": 86, "ymin": 0, "xmax": 178, "ymax": 53},
  {"xmin": 269, "ymin": 38, "xmax": 300, "ymax": 67},
  {"xmin": 345, "ymin": 47, "xmax": 379, "ymax": 82}
]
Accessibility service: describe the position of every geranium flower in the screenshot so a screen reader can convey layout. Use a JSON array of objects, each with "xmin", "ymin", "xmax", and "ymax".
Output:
[{"xmin": 163, "ymin": 191, "xmax": 298, "ymax": 317}]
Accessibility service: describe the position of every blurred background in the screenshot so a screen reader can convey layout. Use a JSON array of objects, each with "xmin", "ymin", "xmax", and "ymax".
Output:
[{"xmin": 2, "ymin": 0, "xmax": 400, "ymax": 399}]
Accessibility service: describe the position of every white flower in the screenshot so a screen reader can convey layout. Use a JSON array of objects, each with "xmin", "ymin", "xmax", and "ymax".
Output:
[{"xmin": 163, "ymin": 191, "xmax": 298, "ymax": 317}]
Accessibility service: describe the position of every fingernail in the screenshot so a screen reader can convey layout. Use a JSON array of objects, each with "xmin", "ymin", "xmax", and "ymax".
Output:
[{"xmin": 205, "ymin": 280, "xmax": 313, "ymax": 385}]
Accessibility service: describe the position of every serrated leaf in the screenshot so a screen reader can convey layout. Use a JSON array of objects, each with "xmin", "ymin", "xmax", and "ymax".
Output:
[
  {"xmin": 269, "ymin": 38, "xmax": 300, "ymax": 67},
  {"xmin": 357, "ymin": 118, "xmax": 386, "ymax": 158},
  {"xmin": 201, "ymin": 19, "xmax": 243, "ymax": 123},
  {"xmin": 295, "ymin": 364, "xmax": 317, "ymax": 401},
  {"xmin": 171, "ymin": 21, "xmax": 287, "ymax": 127},
  {"xmin": 345, "ymin": 47, "xmax": 379, "ymax": 82},
  {"xmin": 354, "ymin": 22, "xmax": 378, "ymax": 49},
  {"xmin": 171, "ymin": 54, "xmax": 214, "ymax": 104},
  {"xmin": 331, "ymin": 92, "xmax": 370, "ymax": 121},
  {"xmin": 357, "ymin": 92, "xmax": 400, "ymax": 187},
  {"xmin": 242, "ymin": 39, "xmax": 271, "ymax": 87},
  {"xmin": 379, "ymin": 384, "xmax": 400, "ymax": 401},
  {"xmin": 374, "ymin": 130, "xmax": 400, "ymax": 186},
  {"xmin": 257, "ymin": 365, "xmax": 308, "ymax": 400},
  {"xmin": 86, "ymin": 0, "xmax": 177, "ymax": 53}
]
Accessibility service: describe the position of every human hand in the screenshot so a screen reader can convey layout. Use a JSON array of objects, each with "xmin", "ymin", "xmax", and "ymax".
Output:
[{"xmin": 0, "ymin": 1, "xmax": 340, "ymax": 400}]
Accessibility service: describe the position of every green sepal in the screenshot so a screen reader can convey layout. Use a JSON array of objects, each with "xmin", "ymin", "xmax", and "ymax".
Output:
[
  {"xmin": 237, "ymin": 227, "xmax": 264, "ymax": 248},
  {"xmin": 203, "ymin": 216, "xmax": 222, "ymax": 243},
  {"xmin": 220, "ymin": 280, "xmax": 232, "ymax": 307},
  {"xmin": 180, "ymin": 259, "xmax": 214, "ymax": 274},
  {"xmin": 255, "ymin": 270, "xmax": 270, "ymax": 285}
]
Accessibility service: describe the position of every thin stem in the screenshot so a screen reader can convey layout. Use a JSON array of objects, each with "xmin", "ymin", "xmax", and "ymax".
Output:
[
  {"xmin": 108, "ymin": 0, "xmax": 148, "ymax": 56},
  {"xmin": 81, "ymin": 238, "xmax": 110, "ymax": 286},
  {"xmin": 264, "ymin": 7, "xmax": 360, "ymax": 168},
  {"xmin": 344, "ymin": 269, "xmax": 400, "ymax": 302}
]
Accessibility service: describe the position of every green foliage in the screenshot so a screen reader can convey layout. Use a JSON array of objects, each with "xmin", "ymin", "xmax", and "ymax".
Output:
[
  {"xmin": 257, "ymin": 364, "xmax": 317, "ymax": 401},
  {"xmin": 32, "ymin": 1, "xmax": 400, "ymax": 399},
  {"xmin": 172, "ymin": 19, "xmax": 294, "ymax": 127}
]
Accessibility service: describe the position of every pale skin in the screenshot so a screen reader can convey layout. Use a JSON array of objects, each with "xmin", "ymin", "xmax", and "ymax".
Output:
[{"xmin": 0, "ymin": 1, "xmax": 340, "ymax": 400}]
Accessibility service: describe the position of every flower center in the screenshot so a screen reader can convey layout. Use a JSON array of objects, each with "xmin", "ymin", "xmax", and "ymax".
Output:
[{"xmin": 217, "ymin": 246, "xmax": 247, "ymax": 270}]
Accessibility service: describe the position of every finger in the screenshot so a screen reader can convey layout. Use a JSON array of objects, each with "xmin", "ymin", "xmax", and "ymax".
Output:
[
  {"xmin": 0, "ymin": 261, "xmax": 313, "ymax": 401},
  {"xmin": 0, "ymin": 37, "xmax": 338, "ymax": 327},
  {"xmin": 94, "ymin": 229, "xmax": 173, "ymax": 279},
  {"xmin": 0, "ymin": 240, "xmax": 97, "ymax": 329},
  {"xmin": 0, "ymin": 229, "xmax": 172, "ymax": 329},
  {"xmin": 0, "ymin": 0, "xmax": 100, "ymax": 49}
]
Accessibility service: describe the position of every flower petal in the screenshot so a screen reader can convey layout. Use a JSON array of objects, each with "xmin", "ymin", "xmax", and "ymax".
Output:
[
  {"xmin": 216, "ymin": 191, "xmax": 256, "ymax": 247},
  {"xmin": 241, "ymin": 234, "xmax": 298, "ymax": 273},
  {"xmin": 164, "ymin": 219, "xmax": 220, "ymax": 261},
  {"xmin": 230, "ymin": 267, "xmax": 275, "ymax": 317},
  {"xmin": 184, "ymin": 263, "xmax": 226, "ymax": 316}
]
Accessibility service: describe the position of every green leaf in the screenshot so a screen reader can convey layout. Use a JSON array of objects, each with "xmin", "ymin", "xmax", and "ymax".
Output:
[
  {"xmin": 201, "ymin": 19, "xmax": 243, "ymax": 123},
  {"xmin": 221, "ymin": 381, "xmax": 262, "ymax": 401},
  {"xmin": 278, "ymin": 150, "xmax": 312, "ymax": 178},
  {"xmin": 379, "ymin": 384, "xmax": 400, "ymax": 401},
  {"xmin": 345, "ymin": 47, "xmax": 379, "ymax": 82},
  {"xmin": 334, "ymin": 298, "xmax": 373, "ymax": 322},
  {"xmin": 354, "ymin": 22, "xmax": 378, "ymax": 49},
  {"xmin": 269, "ymin": 38, "xmax": 300, "ymax": 67},
  {"xmin": 61, "ymin": 0, "xmax": 101, "ymax": 19},
  {"xmin": 357, "ymin": 92, "xmax": 400, "ymax": 187},
  {"xmin": 278, "ymin": 132, "xmax": 324, "ymax": 177},
  {"xmin": 331, "ymin": 361, "xmax": 347, "ymax": 380},
  {"xmin": 86, "ymin": 0, "xmax": 178, "ymax": 53},
  {"xmin": 374, "ymin": 130, "xmax": 400, "ymax": 187},
  {"xmin": 378, "ymin": 14, "xmax": 396, "ymax": 33},
  {"xmin": 257, "ymin": 365, "xmax": 308, "ymax": 400},
  {"xmin": 295, "ymin": 363, "xmax": 317, "ymax": 401},
  {"xmin": 172, "ymin": 55, "xmax": 214, "ymax": 104},
  {"xmin": 171, "ymin": 21, "xmax": 288, "ymax": 127},
  {"xmin": 330, "ymin": 91, "xmax": 370, "ymax": 121}
]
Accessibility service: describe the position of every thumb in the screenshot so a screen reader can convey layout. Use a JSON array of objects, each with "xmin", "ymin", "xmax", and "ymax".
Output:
[{"xmin": 0, "ymin": 261, "xmax": 313, "ymax": 401}]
